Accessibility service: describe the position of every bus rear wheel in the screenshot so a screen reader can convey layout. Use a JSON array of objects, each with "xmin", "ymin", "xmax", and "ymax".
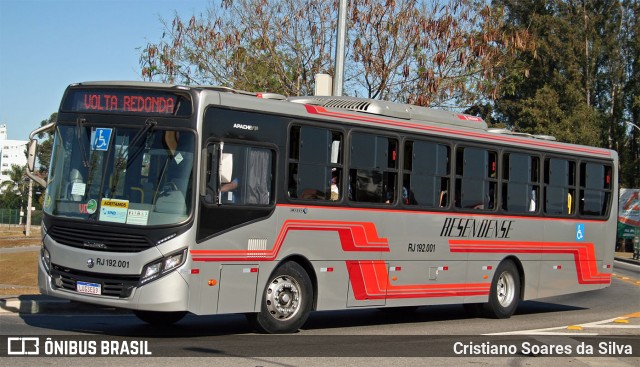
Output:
[
  {"xmin": 133, "ymin": 310, "xmax": 187, "ymax": 325},
  {"xmin": 248, "ymin": 261, "xmax": 313, "ymax": 334},
  {"xmin": 483, "ymin": 260, "xmax": 520, "ymax": 319}
]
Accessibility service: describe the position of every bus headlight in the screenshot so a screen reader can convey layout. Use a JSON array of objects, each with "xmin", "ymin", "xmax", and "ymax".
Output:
[{"xmin": 140, "ymin": 249, "xmax": 187, "ymax": 285}]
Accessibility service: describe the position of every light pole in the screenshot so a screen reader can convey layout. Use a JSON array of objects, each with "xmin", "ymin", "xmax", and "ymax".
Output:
[
  {"xmin": 25, "ymin": 177, "xmax": 33, "ymax": 236},
  {"xmin": 333, "ymin": 0, "xmax": 347, "ymax": 96}
]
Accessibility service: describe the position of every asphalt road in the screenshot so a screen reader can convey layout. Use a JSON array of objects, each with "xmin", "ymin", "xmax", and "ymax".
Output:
[{"xmin": 1, "ymin": 261, "xmax": 638, "ymax": 366}]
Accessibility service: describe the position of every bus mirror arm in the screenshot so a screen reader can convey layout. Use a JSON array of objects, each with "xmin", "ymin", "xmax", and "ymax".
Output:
[{"xmin": 26, "ymin": 122, "xmax": 55, "ymax": 187}]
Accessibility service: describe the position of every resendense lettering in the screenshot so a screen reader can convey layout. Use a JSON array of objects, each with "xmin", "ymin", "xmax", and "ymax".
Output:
[{"xmin": 440, "ymin": 217, "xmax": 514, "ymax": 239}]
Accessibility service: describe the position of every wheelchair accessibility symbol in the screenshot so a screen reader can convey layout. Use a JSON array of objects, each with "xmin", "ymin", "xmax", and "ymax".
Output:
[
  {"xmin": 92, "ymin": 128, "xmax": 112, "ymax": 151},
  {"xmin": 576, "ymin": 224, "xmax": 585, "ymax": 241}
]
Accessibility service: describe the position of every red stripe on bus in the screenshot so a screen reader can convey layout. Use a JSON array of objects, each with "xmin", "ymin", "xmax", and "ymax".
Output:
[
  {"xmin": 190, "ymin": 219, "xmax": 389, "ymax": 261},
  {"xmin": 346, "ymin": 260, "xmax": 490, "ymax": 300},
  {"xmin": 449, "ymin": 239, "xmax": 611, "ymax": 285},
  {"xmin": 304, "ymin": 105, "xmax": 611, "ymax": 157}
]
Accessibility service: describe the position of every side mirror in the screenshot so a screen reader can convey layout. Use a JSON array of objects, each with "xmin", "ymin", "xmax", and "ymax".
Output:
[
  {"xmin": 27, "ymin": 139, "xmax": 38, "ymax": 173},
  {"xmin": 25, "ymin": 122, "xmax": 55, "ymax": 187}
]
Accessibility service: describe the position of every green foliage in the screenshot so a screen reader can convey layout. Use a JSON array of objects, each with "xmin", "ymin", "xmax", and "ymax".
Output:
[
  {"xmin": 136, "ymin": 0, "xmax": 639, "ymax": 187},
  {"xmin": 0, "ymin": 165, "xmax": 27, "ymax": 211},
  {"xmin": 492, "ymin": 0, "xmax": 639, "ymax": 187}
]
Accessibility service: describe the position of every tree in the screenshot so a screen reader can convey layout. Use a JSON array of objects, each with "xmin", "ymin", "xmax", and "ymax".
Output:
[
  {"xmin": 490, "ymin": 0, "xmax": 602, "ymax": 145},
  {"xmin": 139, "ymin": 0, "xmax": 533, "ymax": 108},
  {"xmin": 621, "ymin": 0, "xmax": 640, "ymax": 188},
  {"xmin": 140, "ymin": 0, "xmax": 336, "ymax": 96},
  {"xmin": 0, "ymin": 164, "xmax": 28, "ymax": 212},
  {"xmin": 491, "ymin": 0, "xmax": 640, "ymax": 186}
]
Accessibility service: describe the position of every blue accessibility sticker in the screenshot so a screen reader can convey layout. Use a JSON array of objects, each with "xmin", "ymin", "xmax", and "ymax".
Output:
[
  {"xmin": 576, "ymin": 223, "xmax": 585, "ymax": 241},
  {"xmin": 92, "ymin": 128, "xmax": 112, "ymax": 151}
]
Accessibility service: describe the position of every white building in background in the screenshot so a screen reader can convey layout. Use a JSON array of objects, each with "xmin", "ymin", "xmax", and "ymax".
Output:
[{"xmin": 0, "ymin": 124, "xmax": 29, "ymax": 190}]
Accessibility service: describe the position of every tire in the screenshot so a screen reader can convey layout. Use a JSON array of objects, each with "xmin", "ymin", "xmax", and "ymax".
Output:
[
  {"xmin": 248, "ymin": 261, "xmax": 313, "ymax": 334},
  {"xmin": 133, "ymin": 310, "xmax": 187, "ymax": 325},
  {"xmin": 483, "ymin": 260, "xmax": 520, "ymax": 319}
]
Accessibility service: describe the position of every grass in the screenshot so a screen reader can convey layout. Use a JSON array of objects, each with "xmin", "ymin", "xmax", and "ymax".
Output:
[
  {"xmin": 0, "ymin": 252, "xmax": 40, "ymax": 295},
  {"xmin": 0, "ymin": 226, "xmax": 41, "ymax": 295},
  {"xmin": 0, "ymin": 227, "xmax": 41, "ymax": 249}
]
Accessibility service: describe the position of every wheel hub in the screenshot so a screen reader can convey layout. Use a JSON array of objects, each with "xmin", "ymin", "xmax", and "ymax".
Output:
[
  {"xmin": 496, "ymin": 271, "xmax": 515, "ymax": 307},
  {"xmin": 265, "ymin": 275, "xmax": 301, "ymax": 320}
]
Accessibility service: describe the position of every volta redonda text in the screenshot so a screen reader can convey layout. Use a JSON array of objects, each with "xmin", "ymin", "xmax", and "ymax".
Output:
[{"xmin": 83, "ymin": 93, "xmax": 175, "ymax": 114}]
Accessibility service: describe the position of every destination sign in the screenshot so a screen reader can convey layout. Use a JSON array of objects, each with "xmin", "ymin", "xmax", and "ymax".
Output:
[{"xmin": 62, "ymin": 89, "xmax": 192, "ymax": 116}]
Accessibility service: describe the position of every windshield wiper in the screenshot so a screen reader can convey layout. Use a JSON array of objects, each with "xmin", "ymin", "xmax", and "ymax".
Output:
[
  {"xmin": 109, "ymin": 120, "xmax": 157, "ymax": 198},
  {"xmin": 76, "ymin": 118, "xmax": 91, "ymax": 167}
]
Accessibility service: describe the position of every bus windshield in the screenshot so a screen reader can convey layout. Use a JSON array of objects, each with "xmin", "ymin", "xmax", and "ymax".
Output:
[{"xmin": 43, "ymin": 123, "xmax": 195, "ymax": 226}]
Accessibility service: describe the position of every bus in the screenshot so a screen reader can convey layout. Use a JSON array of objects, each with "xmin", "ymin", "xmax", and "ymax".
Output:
[{"xmin": 26, "ymin": 81, "xmax": 617, "ymax": 333}]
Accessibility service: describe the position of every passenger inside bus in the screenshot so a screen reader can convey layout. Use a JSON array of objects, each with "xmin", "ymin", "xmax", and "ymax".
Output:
[
  {"xmin": 219, "ymin": 177, "xmax": 239, "ymax": 202},
  {"xmin": 330, "ymin": 169, "xmax": 339, "ymax": 201}
]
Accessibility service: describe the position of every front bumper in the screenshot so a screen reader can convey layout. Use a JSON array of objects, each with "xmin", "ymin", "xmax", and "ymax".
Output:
[{"xmin": 38, "ymin": 258, "xmax": 189, "ymax": 312}]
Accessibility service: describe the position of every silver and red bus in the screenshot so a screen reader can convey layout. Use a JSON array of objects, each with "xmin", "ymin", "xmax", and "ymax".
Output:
[{"xmin": 26, "ymin": 81, "xmax": 617, "ymax": 333}]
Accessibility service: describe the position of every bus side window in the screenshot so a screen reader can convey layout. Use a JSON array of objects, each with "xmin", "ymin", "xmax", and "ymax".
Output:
[
  {"xmin": 202, "ymin": 143, "xmax": 273, "ymax": 206},
  {"xmin": 544, "ymin": 158, "xmax": 576, "ymax": 215},
  {"xmin": 579, "ymin": 162, "xmax": 612, "ymax": 217},
  {"xmin": 288, "ymin": 126, "xmax": 343, "ymax": 201},
  {"xmin": 455, "ymin": 146, "xmax": 497, "ymax": 210},
  {"xmin": 502, "ymin": 153, "xmax": 540, "ymax": 214},
  {"xmin": 349, "ymin": 133, "xmax": 398, "ymax": 204},
  {"xmin": 403, "ymin": 140, "xmax": 450, "ymax": 208}
]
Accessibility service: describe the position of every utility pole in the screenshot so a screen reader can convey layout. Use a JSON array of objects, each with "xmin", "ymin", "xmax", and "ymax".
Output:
[
  {"xmin": 25, "ymin": 177, "xmax": 33, "ymax": 236},
  {"xmin": 333, "ymin": 0, "xmax": 347, "ymax": 96}
]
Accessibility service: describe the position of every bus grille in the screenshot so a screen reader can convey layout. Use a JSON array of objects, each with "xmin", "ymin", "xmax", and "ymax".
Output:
[
  {"xmin": 51, "ymin": 264, "xmax": 139, "ymax": 298},
  {"xmin": 48, "ymin": 225, "xmax": 153, "ymax": 253}
]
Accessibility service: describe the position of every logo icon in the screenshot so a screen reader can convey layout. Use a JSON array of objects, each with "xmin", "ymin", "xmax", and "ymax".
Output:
[
  {"xmin": 576, "ymin": 224, "xmax": 585, "ymax": 241},
  {"xmin": 87, "ymin": 258, "xmax": 95, "ymax": 268},
  {"xmin": 7, "ymin": 337, "xmax": 40, "ymax": 355}
]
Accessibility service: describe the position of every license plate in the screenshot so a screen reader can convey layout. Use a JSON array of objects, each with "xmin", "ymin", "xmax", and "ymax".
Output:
[{"xmin": 76, "ymin": 281, "xmax": 101, "ymax": 295}]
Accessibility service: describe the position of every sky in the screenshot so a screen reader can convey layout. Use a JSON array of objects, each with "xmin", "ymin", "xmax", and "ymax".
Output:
[{"xmin": 0, "ymin": 0, "xmax": 212, "ymax": 141}]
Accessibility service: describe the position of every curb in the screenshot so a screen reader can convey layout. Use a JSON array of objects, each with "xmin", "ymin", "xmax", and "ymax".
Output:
[
  {"xmin": 615, "ymin": 256, "xmax": 640, "ymax": 266},
  {"xmin": 0, "ymin": 296, "xmax": 131, "ymax": 315}
]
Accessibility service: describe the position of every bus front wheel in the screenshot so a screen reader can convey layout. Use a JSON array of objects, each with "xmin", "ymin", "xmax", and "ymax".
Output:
[
  {"xmin": 248, "ymin": 261, "xmax": 313, "ymax": 334},
  {"xmin": 484, "ymin": 260, "xmax": 520, "ymax": 319}
]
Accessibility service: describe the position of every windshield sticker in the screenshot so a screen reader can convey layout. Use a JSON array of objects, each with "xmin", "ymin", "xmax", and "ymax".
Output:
[
  {"xmin": 71, "ymin": 182, "xmax": 86, "ymax": 197},
  {"xmin": 174, "ymin": 152, "xmax": 184, "ymax": 165},
  {"xmin": 126, "ymin": 209, "xmax": 149, "ymax": 226},
  {"xmin": 86, "ymin": 199, "xmax": 97, "ymax": 214},
  {"xmin": 91, "ymin": 128, "xmax": 113, "ymax": 151},
  {"xmin": 99, "ymin": 198, "xmax": 129, "ymax": 223},
  {"xmin": 44, "ymin": 194, "xmax": 52, "ymax": 209}
]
